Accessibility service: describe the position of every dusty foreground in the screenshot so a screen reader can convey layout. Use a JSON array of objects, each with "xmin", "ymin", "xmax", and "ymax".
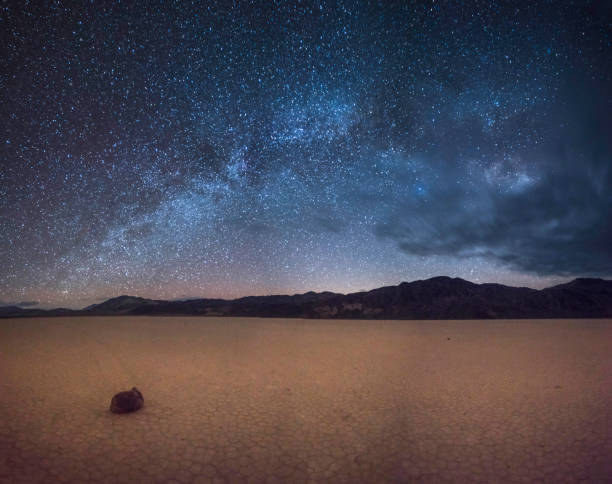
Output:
[{"xmin": 0, "ymin": 318, "xmax": 611, "ymax": 483}]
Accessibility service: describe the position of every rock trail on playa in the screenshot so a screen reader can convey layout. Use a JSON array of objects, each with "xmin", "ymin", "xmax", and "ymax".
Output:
[{"xmin": 0, "ymin": 317, "xmax": 611, "ymax": 483}]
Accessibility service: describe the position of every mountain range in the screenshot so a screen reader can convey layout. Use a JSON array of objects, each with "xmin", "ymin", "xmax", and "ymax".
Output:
[{"xmin": 2, "ymin": 276, "xmax": 612, "ymax": 319}]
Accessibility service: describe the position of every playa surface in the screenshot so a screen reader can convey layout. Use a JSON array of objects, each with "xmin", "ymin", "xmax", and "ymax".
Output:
[{"xmin": 0, "ymin": 317, "xmax": 610, "ymax": 483}]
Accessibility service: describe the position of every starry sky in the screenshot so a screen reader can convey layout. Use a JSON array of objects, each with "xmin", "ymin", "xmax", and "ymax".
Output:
[{"xmin": 1, "ymin": 1, "xmax": 611, "ymax": 309}]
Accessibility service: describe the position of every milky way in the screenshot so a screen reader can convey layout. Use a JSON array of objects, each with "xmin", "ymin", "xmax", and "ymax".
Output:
[{"xmin": 1, "ymin": 1, "xmax": 610, "ymax": 308}]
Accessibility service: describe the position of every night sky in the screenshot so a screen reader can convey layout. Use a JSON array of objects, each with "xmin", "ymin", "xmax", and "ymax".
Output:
[{"xmin": 1, "ymin": 1, "xmax": 610, "ymax": 309}]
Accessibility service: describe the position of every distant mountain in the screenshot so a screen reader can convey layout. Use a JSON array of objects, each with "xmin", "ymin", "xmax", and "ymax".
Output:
[
  {"xmin": 1, "ymin": 277, "xmax": 611, "ymax": 319},
  {"xmin": 0, "ymin": 305, "xmax": 27, "ymax": 316},
  {"xmin": 0, "ymin": 305, "xmax": 74, "ymax": 318},
  {"xmin": 85, "ymin": 295, "xmax": 159, "ymax": 313}
]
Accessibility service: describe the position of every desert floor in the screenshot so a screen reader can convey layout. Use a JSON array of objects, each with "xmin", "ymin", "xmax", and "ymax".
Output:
[{"xmin": 0, "ymin": 317, "xmax": 611, "ymax": 483}]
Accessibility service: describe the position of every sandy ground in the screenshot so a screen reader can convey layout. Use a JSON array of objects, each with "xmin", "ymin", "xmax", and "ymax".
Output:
[{"xmin": 0, "ymin": 317, "xmax": 610, "ymax": 483}]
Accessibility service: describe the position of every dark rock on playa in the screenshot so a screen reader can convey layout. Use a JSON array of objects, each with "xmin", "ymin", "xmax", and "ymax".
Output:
[{"xmin": 110, "ymin": 387, "xmax": 144, "ymax": 414}]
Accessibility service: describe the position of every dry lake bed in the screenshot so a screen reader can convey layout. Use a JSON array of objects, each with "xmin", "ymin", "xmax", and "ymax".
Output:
[{"xmin": 0, "ymin": 317, "xmax": 610, "ymax": 483}]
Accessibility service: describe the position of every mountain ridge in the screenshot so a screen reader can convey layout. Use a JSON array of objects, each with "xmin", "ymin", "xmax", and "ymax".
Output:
[{"xmin": 2, "ymin": 277, "xmax": 612, "ymax": 319}]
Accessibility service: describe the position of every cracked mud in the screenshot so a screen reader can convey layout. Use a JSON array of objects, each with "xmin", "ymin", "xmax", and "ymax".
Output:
[{"xmin": 1, "ymin": 317, "xmax": 610, "ymax": 483}]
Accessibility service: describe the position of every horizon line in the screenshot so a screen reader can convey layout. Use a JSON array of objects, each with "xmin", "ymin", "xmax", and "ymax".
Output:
[{"xmin": 7, "ymin": 274, "xmax": 609, "ymax": 312}]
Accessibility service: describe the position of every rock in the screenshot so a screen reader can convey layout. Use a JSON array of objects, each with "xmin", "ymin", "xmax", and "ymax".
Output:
[{"xmin": 110, "ymin": 387, "xmax": 144, "ymax": 414}]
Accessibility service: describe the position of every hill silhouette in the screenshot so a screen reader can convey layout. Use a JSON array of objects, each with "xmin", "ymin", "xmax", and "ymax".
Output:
[{"xmin": 2, "ymin": 277, "xmax": 612, "ymax": 319}]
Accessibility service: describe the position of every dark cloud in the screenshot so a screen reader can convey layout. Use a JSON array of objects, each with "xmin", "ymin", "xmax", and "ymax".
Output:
[
  {"xmin": 375, "ymin": 77, "xmax": 612, "ymax": 276},
  {"xmin": 16, "ymin": 301, "xmax": 39, "ymax": 307},
  {"xmin": 0, "ymin": 300, "xmax": 39, "ymax": 308}
]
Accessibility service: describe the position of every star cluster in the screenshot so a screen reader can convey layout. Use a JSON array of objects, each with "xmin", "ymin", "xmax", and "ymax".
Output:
[{"xmin": 1, "ymin": 1, "xmax": 610, "ymax": 308}]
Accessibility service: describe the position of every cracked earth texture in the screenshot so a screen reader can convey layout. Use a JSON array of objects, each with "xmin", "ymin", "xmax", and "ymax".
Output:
[{"xmin": 0, "ymin": 317, "xmax": 610, "ymax": 483}]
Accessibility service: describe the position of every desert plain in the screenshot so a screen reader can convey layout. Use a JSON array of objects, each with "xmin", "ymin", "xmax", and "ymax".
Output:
[{"xmin": 0, "ymin": 316, "xmax": 610, "ymax": 483}]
